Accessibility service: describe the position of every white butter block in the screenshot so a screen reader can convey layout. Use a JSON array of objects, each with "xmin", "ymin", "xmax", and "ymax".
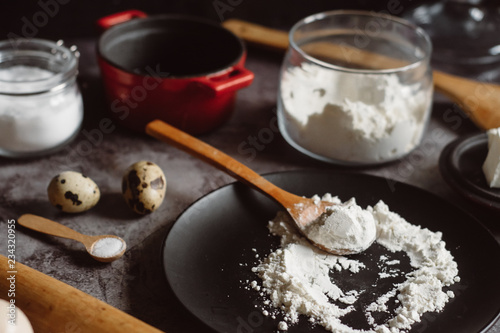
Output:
[{"xmin": 482, "ymin": 128, "xmax": 500, "ymax": 188}]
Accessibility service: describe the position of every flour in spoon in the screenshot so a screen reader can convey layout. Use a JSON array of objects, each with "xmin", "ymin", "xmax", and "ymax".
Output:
[
  {"xmin": 248, "ymin": 194, "xmax": 459, "ymax": 332},
  {"xmin": 303, "ymin": 197, "xmax": 376, "ymax": 254}
]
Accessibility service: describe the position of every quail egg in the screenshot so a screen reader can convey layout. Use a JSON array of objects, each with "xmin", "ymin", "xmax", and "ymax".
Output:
[
  {"xmin": 122, "ymin": 161, "xmax": 166, "ymax": 214},
  {"xmin": 47, "ymin": 171, "xmax": 100, "ymax": 213}
]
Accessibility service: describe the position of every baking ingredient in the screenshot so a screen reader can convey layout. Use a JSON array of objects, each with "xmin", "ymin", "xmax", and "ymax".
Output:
[
  {"xmin": 91, "ymin": 237, "xmax": 125, "ymax": 258},
  {"xmin": 47, "ymin": 171, "xmax": 100, "ymax": 213},
  {"xmin": 279, "ymin": 62, "xmax": 431, "ymax": 163},
  {"xmin": 0, "ymin": 65, "xmax": 83, "ymax": 155},
  {"xmin": 482, "ymin": 127, "xmax": 500, "ymax": 188},
  {"xmin": 0, "ymin": 298, "xmax": 34, "ymax": 333},
  {"xmin": 249, "ymin": 195, "xmax": 459, "ymax": 332},
  {"xmin": 304, "ymin": 198, "xmax": 376, "ymax": 254},
  {"xmin": 122, "ymin": 161, "xmax": 166, "ymax": 214}
]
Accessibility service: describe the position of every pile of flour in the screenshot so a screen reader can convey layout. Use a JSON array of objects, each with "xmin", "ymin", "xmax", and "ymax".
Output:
[
  {"xmin": 279, "ymin": 63, "xmax": 432, "ymax": 163},
  {"xmin": 303, "ymin": 197, "xmax": 376, "ymax": 254},
  {"xmin": 249, "ymin": 194, "xmax": 459, "ymax": 332}
]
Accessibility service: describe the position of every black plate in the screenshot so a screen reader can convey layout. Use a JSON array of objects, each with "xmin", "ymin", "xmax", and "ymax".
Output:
[
  {"xmin": 162, "ymin": 170, "xmax": 500, "ymax": 333},
  {"xmin": 440, "ymin": 133, "xmax": 500, "ymax": 211}
]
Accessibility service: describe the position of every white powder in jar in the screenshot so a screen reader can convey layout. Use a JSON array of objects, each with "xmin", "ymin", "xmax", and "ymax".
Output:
[
  {"xmin": 0, "ymin": 65, "xmax": 83, "ymax": 155},
  {"xmin": 91, "ymin": 237, "xmax": 125, "ymax": 258},
  {"xmin": 249, "ymin": 194, "xmax": 459, "ymax": 332},
  {"xmin": 279, "ymin": 63, "xmax": 431, "ymax": 163}
]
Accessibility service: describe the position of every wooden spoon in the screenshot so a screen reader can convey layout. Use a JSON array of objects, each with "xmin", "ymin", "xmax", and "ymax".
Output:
[
  {"xmin": 146, "ymin": 119, "xmax": 374, "ymax": 255},
  {"xmin": 17, "ymin": 214, "xmax": 126, "ymax": 262},
  {"xmin": 222, "ymin": 19, "xmax": 500, "ymax": 130}
]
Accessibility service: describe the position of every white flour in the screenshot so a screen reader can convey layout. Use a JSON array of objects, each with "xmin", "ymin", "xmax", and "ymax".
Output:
[
  {"xmin": 304, "ymin": 197, "xmax": 376, "ymax": 254},
  {"xmin": 279, "ymin": 63, "xmax": 431, "ymax": 163},
  {"xmin": 249, "ymin": 195, "xmax": 459, "ymax": 332}
]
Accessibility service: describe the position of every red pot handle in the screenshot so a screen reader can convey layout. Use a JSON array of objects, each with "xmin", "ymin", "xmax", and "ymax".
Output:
[
  {"xmin": 97, "ymin": 9, "xmax": 147, "ymax": 31},
  {"xmin": 194, "ymin": 67, "xmax": 254, "ymax": 97}
]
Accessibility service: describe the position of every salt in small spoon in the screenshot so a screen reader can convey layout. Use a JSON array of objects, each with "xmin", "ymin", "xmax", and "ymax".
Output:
[{"xmin": 17, "ymin": 214, "xmax": 126, "ymax": 262}]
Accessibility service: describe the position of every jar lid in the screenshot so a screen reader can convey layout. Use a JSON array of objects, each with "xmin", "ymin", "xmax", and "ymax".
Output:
[{"xmin": 0, "ymin": 38, "xmax": 79, "ymax": 95}]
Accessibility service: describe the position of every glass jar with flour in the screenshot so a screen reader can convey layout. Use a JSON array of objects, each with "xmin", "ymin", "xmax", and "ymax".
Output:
[
  {"xmin": 0, "ymin": 39, "xmax": 83, "ymax": 158},
  {"xmin": 278, "ymin": 11, "xmax": 433, "ymax": 165}
]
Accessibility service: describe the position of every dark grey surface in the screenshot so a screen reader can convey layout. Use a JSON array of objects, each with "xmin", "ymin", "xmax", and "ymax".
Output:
[{"xmin": 0, "ymin": 38, "xmax": 499, "ymax": 333}]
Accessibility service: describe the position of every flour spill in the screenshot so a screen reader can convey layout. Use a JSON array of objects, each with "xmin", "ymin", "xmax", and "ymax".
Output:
[{"xmin": 244, "ymin": 194, "xmax": 459, "ymax": 332}]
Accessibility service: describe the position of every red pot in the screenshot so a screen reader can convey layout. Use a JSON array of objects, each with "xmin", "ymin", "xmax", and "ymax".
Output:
[{"xmin": 97, "ymin": 10, "xmax": 254, "ymax": 135}]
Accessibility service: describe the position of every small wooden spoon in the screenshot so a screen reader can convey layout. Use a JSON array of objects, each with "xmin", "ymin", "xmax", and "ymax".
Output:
[
  {"xmin": 18, "ymin": 214, "xmax": 126, "ymax": 262},
  {"xmin": 146, "ymin": 119, "xmax": 373, "ymax": 255},
  {"xmin": 222, "ymin": 19, "xmax": 500, "ymax": 130}
]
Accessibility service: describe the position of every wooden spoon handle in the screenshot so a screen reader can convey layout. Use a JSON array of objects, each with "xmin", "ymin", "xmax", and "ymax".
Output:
[
  {"xmin": 146, "ymin": 120, "xmax": 299, "ymax": 205},
  {"xmin": 0, "ymin": 255, "xmax": 164, "ymax": 333},
  {"xmin": 223, "ymin": 18, "xmax": 289, "ymax": 51},
  {"xmin": 222, "ymin": 19, "xmax": 407, "ymax": 69},
  {"xmin": 17, "ymin": 214, "xmax": 87, "ymax": 244},
  {"xmin": 432, "ymin": 71, "xmax": 500, "ymax": 130}
]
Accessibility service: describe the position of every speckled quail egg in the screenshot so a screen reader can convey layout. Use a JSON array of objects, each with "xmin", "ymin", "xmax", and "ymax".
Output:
[
  {"xmin": 1, "ymin": 299, "xmax": 34, "ymax": 333},
  {"xmin": 47, "ymin": 171, "xmax": 100, "ymax": 213},
  {"xmin": 122, "ymin": 161, "xmax": 166, "ymax": 215}
]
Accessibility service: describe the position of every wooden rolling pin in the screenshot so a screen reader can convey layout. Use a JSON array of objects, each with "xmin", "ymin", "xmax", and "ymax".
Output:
[
  {"xmin": 0, "ymin": 255, "xmax": 164, "ymax": 333},
  {"xmin": 223, "ymin": 19, "xmax": 500, "ymax": 130}
]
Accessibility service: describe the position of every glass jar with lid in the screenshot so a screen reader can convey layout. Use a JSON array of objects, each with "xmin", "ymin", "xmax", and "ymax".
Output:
[{"xmin": 0, "ymin": 38, "xmax": 83, "ymax": 158}]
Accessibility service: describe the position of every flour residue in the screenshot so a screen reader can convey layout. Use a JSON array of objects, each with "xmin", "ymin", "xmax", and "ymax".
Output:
[{"xmin": 247, "ymin": 194, "xmax": 459, "ymax": 332}]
